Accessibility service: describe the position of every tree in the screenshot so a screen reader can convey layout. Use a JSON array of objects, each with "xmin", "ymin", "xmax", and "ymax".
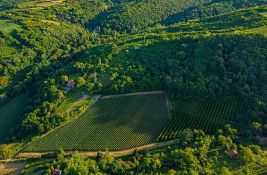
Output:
[
  {"xmin": 171, "ymin": 148, "xmax": 201, "ymax": 172},
  {"xmin": 251, "ymin": 122, "xmax": 262, "ymax": 136},
  {"xmin": 238, "ymin": 146, "xmax": 257, "ymax": 165},
  {"xmin": 64, "ymin": 152, "xmax": 100, "ymax": 175},
  {"xmin": 224, "ymin": 125, "xmax": 238, "ymax": 140},
  {"xmin": 0, "ymin": 144, "xmax": 17, "ymax": 160},
  {"xmin": 98, "ymin": 151, "xmax": 114, "ymax": 170},
  {"xmin": 57, "ymin": 148, "xmax": 65, "ymax": 162},
  {"xmin": 0, "ymin": 76, "xmax": 10, "ymax": 89},
  {"xmin": 61, "ymin": 75, "xmax": 69, "ymax": 85},
  {"xmin": 217, "ymin": 167, "xmax": 233, "ymax": 175},
  {"xmin": 167, "ymin": 169, "xmax": 177, "ymax": 175},
  {"xmin": 77, "ymin": 77, "xmax": 86, "ymax": 88},
  {"xmin": 217, "ymin": 135, "xmax": 233, "ymax": 150}
]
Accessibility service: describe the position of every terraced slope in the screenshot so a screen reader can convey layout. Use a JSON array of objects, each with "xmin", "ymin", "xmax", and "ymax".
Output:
[{"xmin": 23, "ymin": 91, "xmax": 170, "ymax": 152}]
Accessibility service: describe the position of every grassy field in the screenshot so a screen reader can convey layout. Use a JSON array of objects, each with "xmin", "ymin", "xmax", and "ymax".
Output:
[
  {"xmin": 0, "ymin": 19, "xmax": 23, "ymax": 32},
  {"xmin": 158, "ymin": 97, "xmax": 244, "ymax": 141},
  {"xmin": 23, "ymin": 91, "xmax": 170, "ymax": 152},
  {"xmin": 0, "ymin": 94, "xmax": 29, "ymax": 143},
  {"xmin": 17, "ymin": 0, "xmax": 64, "ymax": 10},
  {"xmin": 57, "ymin": 90, "xmax": 92, "ymax": 119}
]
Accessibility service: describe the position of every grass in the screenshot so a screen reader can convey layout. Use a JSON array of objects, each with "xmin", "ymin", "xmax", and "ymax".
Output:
[
  {"xmin": 0, "ymin": 94, "xmax": 29, "ymax": 143},
  {"xmin": 57, "ymin": 90, "xmax": 92, "ymax": 119},
  {"xmin": 22, "ymin": 91, "xmax": 170, "ymax": 152},
  {"xmin": 158, "ymin": 97, "xmax": 245, "ymax": 141},
  {"xmin": 20, "ymin": 159, "xmax": 52, "ymax": 175},
  {"xmin": 17, "ymin": 0, "xmax": 64, "ymax": 9},
  {"xmin": 0, "ymin": 18, "xmax": 23, "ymax": 32}
]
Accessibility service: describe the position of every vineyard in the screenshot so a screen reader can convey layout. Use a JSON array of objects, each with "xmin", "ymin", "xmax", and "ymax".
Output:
[
  {"xmin": 23, "ymin": 91, "xmax": 170, "ymax": 152},
  {"xmin": 158, "ymin": 97, "xmax": 245, "ymax": 141}
]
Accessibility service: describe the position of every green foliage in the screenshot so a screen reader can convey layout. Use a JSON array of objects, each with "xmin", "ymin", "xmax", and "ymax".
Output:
[
  {"xmin": 0, "ymin": 143, "xmax": 21, "ymax": 160},
  {"xmin": 23, "ymin": 128, "xmax": 265, "ymax": 174},
  {"xmin": 89, "ymin": 0, "xmax": 267, "ymax": 33},
  {"xmin": 0, "ymin": 18, "xmax": 22, "ymax": 32},
  {"xmin": 20, "ymin": 128, "xmax": 267, "ymax": 174},
  {"xmin": 217, "ymin": 167, "xmax": 233, "ymax": 175},
  {"xmin": 57, "ymin": 90, "xmax": 92, "ymax": 119},
  {"xmin": 238, "ymin": 146, "xmax": 258, "ymax": 164},
  {"xmin": 164, "ymin": 0, "xmax": 267, "ymax": 25},
  {"xmin": 0, "ymin": 94, "xmax": 29, "ymax": 143},
  {"xmin": 64, "ymin": 152, "xmax": 101, "ymax": 175},
  {"xmin": 0, "ymin": 0, "xmax": 266, "ymax": 165}
]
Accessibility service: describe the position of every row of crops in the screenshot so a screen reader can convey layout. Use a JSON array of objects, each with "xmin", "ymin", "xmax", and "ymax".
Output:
[
  {"xmin": 158, "ymin": 96, "xmax": 244, "ymax": 141},
  {"xmin": 23, "ymin": 92, "xmax": 170, "ymax": 152}
]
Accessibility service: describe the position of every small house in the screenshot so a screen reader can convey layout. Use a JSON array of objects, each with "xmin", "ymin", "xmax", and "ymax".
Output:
[
  {"xmin": 65, "ymin": 79, "xmax": 75, "ymax": 91},
  {"xmin": 67, "ymin": 80, "xmax": 75, "ymax": 88},
  {"xmin": 52, "ymin": 169, "xmax": 62, "ymax": 175},
  {"xmin": 229, "ymin": 149, "xmax": 238, "ymax": 158}
]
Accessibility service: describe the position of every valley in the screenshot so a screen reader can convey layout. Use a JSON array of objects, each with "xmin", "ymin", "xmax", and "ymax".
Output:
[{"xmin": 0, "ymin": 0, "xmax": 266, "ymax": 174}]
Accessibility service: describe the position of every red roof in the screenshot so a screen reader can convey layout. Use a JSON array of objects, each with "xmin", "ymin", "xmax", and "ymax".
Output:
[
  {"xmin": 69, "ymin": 80, "xmax": 75, "ymax": 86},
  {"xmin": 52, "ymin": 169, "xmax": 62, "ymax": 175},
  {"xmin": 229, "ymin": 150, "xmax": 238, "ymax": 157}
]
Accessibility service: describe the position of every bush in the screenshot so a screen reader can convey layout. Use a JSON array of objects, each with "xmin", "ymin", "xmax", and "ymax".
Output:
[{"xmin": 0, "ymin": 144, "xmax": 21, "ymax": 160}]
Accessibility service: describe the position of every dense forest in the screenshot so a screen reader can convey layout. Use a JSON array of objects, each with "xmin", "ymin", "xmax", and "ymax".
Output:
[
  {"xmin": 89, "ymin": 0, "xmax": 267, "ymax": 33},
  {"xmin": 0, "ymin": 0, "xmax": 266, "ymax": 173}
]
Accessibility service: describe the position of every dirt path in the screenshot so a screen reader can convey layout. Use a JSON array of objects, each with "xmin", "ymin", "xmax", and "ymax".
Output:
[
  {"xmin": 102, "ymin": 91, "xmax": 165, "ymax": 99},
  {"xmin": 17, "ymin": 139, "xmax": 179, "ymax": 158}
]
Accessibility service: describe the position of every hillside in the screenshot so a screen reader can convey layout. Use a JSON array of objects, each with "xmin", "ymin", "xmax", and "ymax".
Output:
[
  {"xmin": 0, "ymin": 94, "xmax": 29, "ymax": 143},
  {"xmin": 23, "ymin": 92, "xmax": 169, "ymax": 152},
  {"xmin": 158, "ymin": 96, "xmax": 245, "ymax": 141},
  {"xmin": 0, "ymin": 2, "xmax": 265, "ymax": 142},
  {"xmin": 0, "ymin": 0, "xmax": 266, "ymax": 174},
  {"xmin": 89, "ymin": 0, "xmax": 267, "ymax": 33}
]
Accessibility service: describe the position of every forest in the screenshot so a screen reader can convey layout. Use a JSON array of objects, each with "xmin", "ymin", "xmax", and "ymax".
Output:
[{"xmin": 0, "ymin": 0, "xmax": 266, "ymax": 174}]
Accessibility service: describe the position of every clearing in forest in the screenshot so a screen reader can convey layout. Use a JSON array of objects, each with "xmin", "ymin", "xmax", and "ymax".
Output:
[
  {"xmin": 17, "ymin": 0, "xmax": 64, "ymax": 10},
  {"xmin": 158, "ymin": 96, "xmax": 245, "ymax": 141},
  {"xmin": 23, "ymin": 91, "xmax": 170, "ymax": 152}
]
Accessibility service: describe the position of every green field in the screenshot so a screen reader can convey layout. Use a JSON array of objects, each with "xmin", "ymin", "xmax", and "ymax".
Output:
[
  {"xmin": 158, "ymin": 97, "xmax": 244, "ymax": 141},
  {"xmin": 57, "ymin": 90, "xmax": 92, "ymax": 119},
  {"xmin": 0, "ymin": 19, "xmax": 23, "ymax": 32},
  {"xmin": 23, "ymin": 91, "xmax": 170, "ymax": 152},
  {"xmin": 16, "ymin": 0, "xmax": 64, "ymax": 9},
  {"xmin": 0, "ymin": 94, "xmax": 29, "ymax": 143}
]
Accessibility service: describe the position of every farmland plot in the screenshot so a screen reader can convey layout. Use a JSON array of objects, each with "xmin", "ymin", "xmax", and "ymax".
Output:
[
  {"xmin": 158, "ymin": 96, "xmax": 244, "ymax": 141},
  {"xmin": 23, "ymin": 91, "xmax": 170, "ymax": 152}
]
